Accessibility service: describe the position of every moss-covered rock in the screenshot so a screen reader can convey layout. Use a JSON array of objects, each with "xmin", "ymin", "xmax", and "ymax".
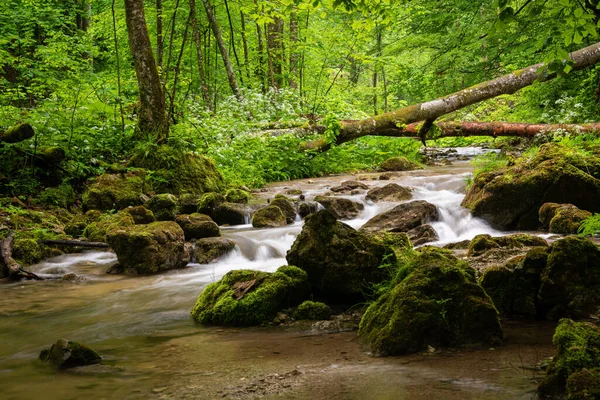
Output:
[
  {"xmin": 193, "ymin": 237, "xmax": 236, "ymax": 264},
  {"xmin": 64, "ymin": 210, "xmax": 103, "ymax": 238},
  {"xmin": 271, "ymin": 197, "xmax": 296, "ymax": 223},
  {"xmin": 365, "ymin": 183, "xmax": 412, "ymax": 202},
  {"xmin": 39, "ymin": 339, "xmax": 101, "ymax": 370},
  {"xmin": 122, "ymin": 205, "xmax": 155, "ymax": 224},
  {"xmin": 539, "ymin": 236, "xmax": 600, "ymax": 319},
  {"xmin": 225, "ymin": 188, "xmax": 250, "ymax": 204},
  {"xmin": 379, "ymin": 156, "xmax": 420, "ymax": 172},
  {"xmin": 82, "ymin": 172, "xmax": 149, "ymax": 212},
  {"xmin": 83, "ymin": 212, "xmax": 135, "ymax": 242},
  {"xmin": 212, "ymin": 203, "xmax": 260, "ymax": 226},
  {"xmin": 145, "ymin": 193, "xmax": 180, "ymax": 221},
  {"xmin": 358, "ymin": 248, "xmax": 503, "ymax": 355},
  {"xmin": 179, "ymin": 193, "xmax": 202, "ymax": 214},
  {"xmin": 297, "ymin": 201, "xmax": 319, "ymax": 219},
  {"xmin": 463, "ymin": 143, "xmax": 600, "ymax": 230},
  {"xmin": 539, "ymin": 203, "xmax": 592, "ymax": 234},
  {"xmin": 314, "ymin": 196, "xmax": 364, "ymax": 220},
  {"xmin": 12, "ymin": 238, "xmax": 43, "ymax": 265},
  {"xmin": 252, "ymin": 206, "xmax": 287, "ymax": 228},
  {"xmin": 130, "ymin": 145, "xmax": 224, "ymax": 195},
  {"xmin": 407, "ymin": 224, "xmax": 439, "ymax": 246},
  {"xmin": 293, "ymin": 301, "xmax": 332, "ymax": 320},
  {"xmin": 36, "ymin": 183, "xmax": 76, "ymax": 209},
  {"xmin": 360, "ymin": 200, "xmax": 439, "ymax": 234},
  {"xmin": 538, "ymin": 319, "xmax": 600, "ymax": 399},
  {"xmin": 197, "ymin": 192, "xmax": 226, "ymax": 215},
  {"xmin": 467, "ymin": 233, "xmax": 548, "ymax": 257},
  {"xmin": 175, "ymin": 213, "xmax": 220, "ymax": 239},
  {"xmin": 286, "ymin": 210, "xmax": 394, "ymax": 302},
  {"xmin": 190, "ymin": 266, "xmax": 309, "ymax": 326},
  {"xmin": 106, "ymin": 221, "xmax": 189, "ymax": 274}
]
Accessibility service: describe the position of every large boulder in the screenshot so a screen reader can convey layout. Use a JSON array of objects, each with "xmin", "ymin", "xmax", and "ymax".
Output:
[
  {"xmin": 538, "ymin": 319, "xmax": 600, "ymax": 400},
  {"xmin": 360, "ymin": 200, "xmax": 439, "ymax": 233},
  {"xmin": 145, "ymin": 193, "xmax": 180, "ymax": 221},
  {"xmin": 379, "ymin": 156, "xmax": 420, "ymax": 172},
  {"xmin": 365, "ymin": 183, "xmax": 412, "ymax": 202},
  {"xmin": 480, "ymin": 236, "xmax": 600, "ymax": 320},
  {"xmin": 407, "ymin": 224, "xmax": 438, "ymax": 246},
  {"xmin": 539, "ymin": 202, "xmax": 592, "ymax": 234},
  {"xmin": 212, "ymin": 203, "xmax": 261, "ymax": 226},
  {"xmin": 252, "ymin": 206, "xmax": 287, "ymax": 228},
  {"xmin": 175, "ymin": 213, "xmax": 220, "ymax": 239},
  {"xmin": 106, "ymin": 221, "xmax": 189, "ymax": 274},
  {"xmin": 314, "ymin": 196, "xmax": 364, "ymax": 220},
  {"xmin": 271, "ymin": 197, "xmax": 297, "ymax": 223},
  {"xmin": 39, "ymin": 339, "xmax": 101, "ymax": 369},
  {"xmin": 190, "ymin": 266, "xmax": 309, "ymax": 326},
  {"xmin": 467, "ymin": 233, "xmax": 548, "ymax": 257},
  {"xmin": 462, "ymin": 143, "xmax": 600, "ymax": 230},
  {"xmin": 83, "ymin": 212, "xmax": 135, "ymax": 242},
  {"xmin": 197, "ymin": 192, "xmax": 225, "ymax": 215},
  {"xmin": 130, "ymin": 145, "xmax": 224, "ymax": 195},
  {"xmin": 193, "ymin": 237, "xmax": 236, "ymax": 264},
  {"xmin": 358, "ymin": 248, "xmax": 503, "ymax": 355},
  {"xmin": 121, "ymin": 205, "xmax": 155, "ymax": 224},
  {"xmin": 82, "ymin": 172, "xmax": 149, "ymax": 212},
  {"xmin": 286, "ymin": 210, "xmax": 394, "ymax": 302}
]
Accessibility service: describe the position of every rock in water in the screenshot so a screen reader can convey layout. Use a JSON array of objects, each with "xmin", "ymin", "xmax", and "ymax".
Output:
[
  {"xmin": 212, "ymin": 203, "xmax": 261, "ymax": 225},
  {"xmin": 190, "ymin": 266, "xmax": 309, "ymax": 326},
  {"xmin": 297, "ymin": 201, "xmax": 319, "ymax": 219},
  {"xmin": 314, "ymin": 196, "xmax": 364, "ymax": 220},
  {"xmin": 407, "ymin": 224, "xmax": 438, "ymax": 245},
  {"xmin": 270, "ymin": 197, "xmax": 297, "ymax": 224},
  {"xmin": 365, "ymin": 183, "xmax": 412, "ymax": 202},
  {"xmin": 286, "ymin": 210, "xmax": 393, "ymax": 302},
  {"xmin": 462, "ymin": 143, "xmax": 600, "ymax": 230},
  {"xmin": 379, "ymin": 156, "xmax": 420, "ymax": 172},
  {"xmin": 193, "ymin": 237, "xmax": 236, "ymax": 264},
  {"xmin": 539, "ymin": 202, "xmax": 592, "ymax": 234},
  {"xmin": 106, "ymin": 221, "xmax": 189, "ymax": 274},
  {"xmin": 293, "ymin": 301, "xmax": 332, "ymax": 321},
  {"xmin": 39, "ymin": 339, "xmax": 101, "ymax": 369},
  {"xmin": 358, "ymin": 248, "xmax": 503, "ymax": 355},
  {"xmin": 360, "ymin": 200, "xmax": 439, "ymax": 233},
  {"xmin": 175, "ymin": 213, "xmax": 220, "ymax": 239},
  {"xmin": 538, "ymin": 319, "xmax": 600, "ymax": 399},
  {"xmin": 252, "ymin": 206, "xmax": 287, "ymax": 228}
]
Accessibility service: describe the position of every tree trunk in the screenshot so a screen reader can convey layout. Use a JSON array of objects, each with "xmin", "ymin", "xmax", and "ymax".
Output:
[
  {"xmin": 223, "ymin": 0, "xmax": 243, "ymax": 85},
  {"xmin": 124, "ymin": 0, "xmax": 169, "ymax": 141},
  {"xmin": 156, "ymin": 0, "xmax": 163, "ymax": 68},
  {"xmin": 240, "ymin": 11, "xmax": 250, "ymax": 79},
  {"xmin": 289, "ymin": 11, "xmax": 299, "ymax": 89},
  {"xmin": 255, "ymin": 21, "xmax": 266, "ymax": 90},
  {"xmin": 305, "ymin": 41, "xmax": 600, "ymax": 150},
  {"xmin": 267, "ymin": 17, "xmax": 284, "ymax": 88},
  {"xmin": 201, "ymin": 0, "xmax": 242, "ymax": 99},
  {"xmin": 76, "ymin": 1, "xmax": 91, "ymax": 31},
  {"xmin": 189, "ymin": 0, "xmax": 212, "ymax": 108}
]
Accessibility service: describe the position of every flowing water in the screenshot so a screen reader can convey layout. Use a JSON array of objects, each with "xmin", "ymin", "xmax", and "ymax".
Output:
[{"xmin": 0, "ymin": 148, "xmax": 555, "ymax": 399}]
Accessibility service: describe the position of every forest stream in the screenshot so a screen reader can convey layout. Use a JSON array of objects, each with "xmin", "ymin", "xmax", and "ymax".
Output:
[{"xmin": 0, "ymin": 148, "xmax": 557, "ymax": 400}]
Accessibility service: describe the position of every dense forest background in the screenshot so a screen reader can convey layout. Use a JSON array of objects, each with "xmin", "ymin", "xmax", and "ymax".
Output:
[{"xmin": 2, "ymin": 0, "xmax": 600, "ymax": 193}]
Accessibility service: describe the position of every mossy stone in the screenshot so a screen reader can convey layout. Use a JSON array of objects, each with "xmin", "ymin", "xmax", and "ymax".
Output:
[
  {"xmin": 193, "ymin": 237, "xmax": 236, "ymax": 264},
  {"xmin": 225, "ymin": 188, "xmax": 250, "ymax": 204},
  {"xmin": 270, "ymin": 197, "xmax": 296, "ymax": 224},
  {"xmin": 12, "ymin": 238, "xmax": 43, "ymax": 265},
  {"xmin": 179, "ymin": 193, "xmax": 202, "ymax": 214},
  {"xmin": 64, "ymin": 210, "xmax": 103, "ymax": 238},
  {"xmin": 359, "ymin": 248, "xmax": 503, "ymax": 355},
  {"xmin": 122, "ymin": 205, "xmax": 155, "ymax": 224},
  {"xmin": 36, "ymin": 183, "xmax": 76, "ymax": 209},
  {"xmin": 83, "ymin": 212, "xmax": 135, "ymax": 242},
  {"xmin": 252, "ymin": 206, "xmax": 287, "ymax": 228},
  {"xmin": 145, "ymin": 193, "xmax": 180, "ymax": 221},
  {"xmin": 190, "ymin": 266, "xmax": 309, "ymax": 326},
  {"xmin": 293, "ymin": 301, "xmax": 332, "ymax": 320},
  {"xmin": 539, "ymin": 203, "xmax": 592, "ymax": 234},
  {"xmin": 197, "ymin": 192, "xmax": 226, "ymax": 215},
  {"xmin": 82, "ymin": 172, "xmax": 149, "ymax": 212},
  {"xmin": 379, "ymin": 156, "xmax": 420, "ymax": 172},
  {"xmin": 39, "ymin": 339, "xmax": 101, "ymax": 369},
  {"xmin": 175, "ymin": 213, "xmax": 220, "ymax": 239}
]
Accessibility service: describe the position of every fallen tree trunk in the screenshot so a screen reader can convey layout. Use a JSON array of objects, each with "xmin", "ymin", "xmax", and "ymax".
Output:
[
  {"xmin": 0, "ymin": 123, "xmax": 34, "ymax": 143},
  {"xmin": 305, "ymin": 41, "xmax": 600, "ymax": 150},
  {"xmin": 39, "ymin": 239, "xmax": 110, "ymax": 248},
  {"xmin": 1, "ymin": 232, "xmax": 43, "ymax": 281}
]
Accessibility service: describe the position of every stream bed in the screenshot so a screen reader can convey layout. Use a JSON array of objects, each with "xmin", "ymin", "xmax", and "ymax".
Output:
[{"xmin": 0, "ymin": 148, "xmax": 556, "ymax": 399}]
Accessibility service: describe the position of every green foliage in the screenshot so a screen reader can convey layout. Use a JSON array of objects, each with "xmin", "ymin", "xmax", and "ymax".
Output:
[
  {"xmin": 579, "ymin": 214, "xmax": 600, "ymax": 237},
  {"xmin": 322, "ymin": 114, "xmax": 342, "ymax": 145},
  {"xmin": 471, "ymin": 152, "xmax": 509, "ymax": 176}
]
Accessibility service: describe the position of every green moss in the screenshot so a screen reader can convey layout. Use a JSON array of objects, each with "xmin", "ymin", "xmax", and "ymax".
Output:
[
  {"xmin": 468, "ymin": 233, "xmax": 547, "ymax": 257},
  {"xmin": 145, "ymin": 193, "xmax": 179, "ymax": 221},
  {"xmin": 197, "ymin": 192, "xmax": 225, "ymax": 214},
  {"xmin": 538, "ymin": 319, "xmax": 600, "ymax": 399},
  {"xmin": 83, "ymin": 212, "xmax": 135, "ymax": 242},
  {"xmin": 64, "ymin": 210, "xmax": 102, "ymax": 237},
  {"xmin": 293, "ymin": 301, "xmax": 332, "ymax": 320},
  {"xmin": 379, "ymin": 156, "xmax": 421, "ymax": 172},
  {"xmin": 190, "ymin": 266, "xmax": 309, "ymax": 326},
  {"xmin": 130, "ymin": 145, "xmax": 224, "ymax": 195},
  {"xmin": 36, "ymin": 183, "xmax": 76, "ymax": 209},
  {"xmin": 82, "ymin": 172, "xmax": 149, "ymax": 212},
  {"xmin": 252, "ymin": 205, "xmax": 287, "ymax": 228},
  {"xmin": 179, "ymin": 193, "xmax": 202, "ymax": 214},
  {"xmin": 225, "ymin": 188, "xmax": 250, "ymax": 204},
  {"xmin": 467, "ymin": 234, "xmax": 500, "ymax": 256},
  {"xmin": 270, "ymin": 198, "xmax": 296, "ymax": 224},
  {"xmin": 122, "ymin": 205, "xmax": 155, "ymax": 224},
  {"xmin": 175, "ymin": 213, "xmax": 220, "ymax": 239},
  {"xmin": 12, "ymin": 238, "xmax": 43, "ymax": 265},
  {"xmin": 39, "ymin": 339, "xmax": 101, "ymax": 369},
  {"xmin": 359, "ymin": 248, "xmax": 503, "ymax": 355},
  {"xmin": 193, "ymin": 237, "xmax": 235, "ymax": 263}
]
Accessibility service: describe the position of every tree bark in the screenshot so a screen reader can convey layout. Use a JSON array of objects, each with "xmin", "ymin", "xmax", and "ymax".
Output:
[
  {"xmin": 0, "ymin": 123, "xmax": 34, "ymax": 143},
  {"xmin": 240, "ymin": 11, "xmax": 250, "ymax": 79},
  {"xmin": 305, "ymin": 41, "xmax": 600, "ymax": 150},
  {"xmin": 157, "ymin": 0, "xmax": 164, "ymax": 68},
  {"xmin": 124, "ymin": 0, "xmax": 169, "ymax": 141},
  {"xmin": 201, "ymin": 0, "xmax": 242, "ymax": 99},
  {"xmin": 267, "ymin": 17, "xmax": 284, "ymax": 88},
  {"xmin": 289, "ymin": 11, "xmax": 299, "ymax": 89},
  {"xmin": 189, "ymin": 0, "xmax": 212, "ymax": 108}
]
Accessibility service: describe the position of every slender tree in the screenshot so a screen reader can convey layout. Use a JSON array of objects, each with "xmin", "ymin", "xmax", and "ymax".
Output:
[{"xmin": 189, "ymin": 0, "xmax": 212, "ymax": 107}]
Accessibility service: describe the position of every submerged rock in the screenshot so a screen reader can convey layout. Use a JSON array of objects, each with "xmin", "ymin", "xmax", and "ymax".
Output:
[
  {"xmin": 106, "ymin": 221, "xmax": 189, "ymax": 274},
  {"xmin": 359, "ymin": 248, "xmax": 503, "ymax": 355},
  {"xmin": 365, "ymin": 183, "xmax": 412, "ymax": 202},
  {"xmin": 190, "ymin": 266, "xmax": 309, "ymax": 326},
  {"xmin": 193, "ymin": 237, "xmax": 236, "ymax": 264},
  {"xmin": 360, "ymin": 200, "xmax": 439, "ymax": 234},
  {"xmin": 252, "ymin": 206, "xmax": 287, "ymax": 228},
  {"xmin": 39, "ymin": 339, "xmax": 101, "ymax": 369},
  {"xmin": 145, "ymin": 193, "xmax": 180, "ymax": 221},
  {"xmin": 286, "ymin": 210, "xmax": 393, "ymax": 302},
  {"xmin": 175, "ymin": 213, "xmax": 220, "ymax": 239},
  {"xmin": 462, "ymin": 143, "xmax": 600, "ymax": 230},
  {"xmin": 82, "ymin": 172, "xmax": 149, "ymax": 212},
  {"xmin": 314, "ymin": 196, "xmax": 364, "ymax": 220},
  {"xmin": 379, "ymin": 156, "xmax": 420, "ymax": 172},
  {"xmin": 538, "ymin": 319, "xmax": 600, "ymax": 399},
  {"xmin": 539, "ymin": 202, "xmax": 592, "ymax": 234}
]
